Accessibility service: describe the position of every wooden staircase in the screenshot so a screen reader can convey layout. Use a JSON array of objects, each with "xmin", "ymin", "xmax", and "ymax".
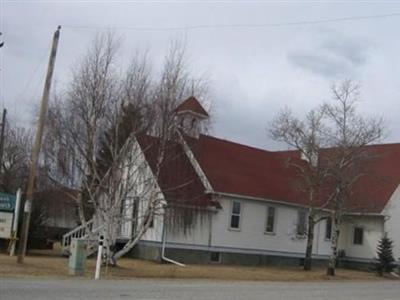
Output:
[{"xmin": 61, "ymin": 219, "xmax": 103, "ymax": 256}]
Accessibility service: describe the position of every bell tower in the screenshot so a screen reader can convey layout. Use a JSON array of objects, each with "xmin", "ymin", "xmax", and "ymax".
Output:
[{"xmin": 175, "ymin": 96, "xmax": 209, "ymax": 138}]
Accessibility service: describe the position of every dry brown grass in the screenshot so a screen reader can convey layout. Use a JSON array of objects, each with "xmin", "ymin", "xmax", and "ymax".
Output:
[
  {"xmin": 0, "ymin": 251, "xmax": 385, "ymax": 282},
  {"xmin": 105, "ymin": 258, "xmax": 381, "ymax": 282}
]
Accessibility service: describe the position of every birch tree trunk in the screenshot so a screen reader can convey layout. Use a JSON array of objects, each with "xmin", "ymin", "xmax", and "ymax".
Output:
[
  {"xmin": 303, "ymin": 213, "xmax": 315, "ymax": 271},
  {"xmin": 327, "ymin": 215, "xmax": 340, "ymax": 276},
  {"xmin": 269, "ymin": 108, "xmax": 329, "ymax": 272}
]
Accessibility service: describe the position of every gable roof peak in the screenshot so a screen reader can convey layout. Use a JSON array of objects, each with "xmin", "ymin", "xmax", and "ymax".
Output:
[{"xmin": 175, "ymin": 96, "xmax": 209, "ymax": 118}]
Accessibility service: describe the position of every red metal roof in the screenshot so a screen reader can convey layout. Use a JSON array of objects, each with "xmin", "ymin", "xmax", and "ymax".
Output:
[
  {"xmin": 137, "ymin": 132, "xmax": 400, "ymax": 213},
  {"xmin": 187, "ymin": 135, "xmax": 309, "ymax": 206},
  {"xmin": 175, "ymin": 97, "xmax": 209, "ymax": 117},
  {"xmin": 136, "ymin": 135, "xmax": 215, "ymax": 208},
  {"xmin": 187, "ymin": 135, "xmax": 400, "ymax": 213},
  {"xmin": 341, "ymin": 143, "xmax": 400, "ymax": 213}
]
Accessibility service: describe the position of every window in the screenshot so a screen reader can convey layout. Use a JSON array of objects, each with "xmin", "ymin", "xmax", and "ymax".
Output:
[
  {"xmin": 230, "ymin": 201, "xmax": 241, "ymax": 229},
  {"xmin": 120, "ymin": 197, "xmax": 127, "ymax": 215},
  {"xmin": 325, "ymin": 217, "xmax": 332, "ymax": 240},
  {"xmin": 191, "ymin": 118, "xmax": 197, "ymax": 129},
  {"xmin": 353, "ymin": 227, "xmax": 364, "ymax": 245},
  {"xmin": 210, "ymin": 252, "xmax": 221, "ymax": 263},
  {"xmin": 265, "ymin": 206, "xmax": 276, "ymax": 233},
  {"xmin": 132, "ymin": 197, "xmax": 139, "ymax": 231},
  {"xmin": 297, "ymin": 210, "xmax": 307, "ymax": 236}
]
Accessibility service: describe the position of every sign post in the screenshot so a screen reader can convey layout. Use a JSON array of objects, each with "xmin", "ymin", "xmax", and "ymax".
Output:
[
  {"xmin": 0, "ymin": 192, "xmax": 16, "ymax": 211},
  {"xmin": 0, "ymin": 192, "xmax": 16, "ymax": 240}
]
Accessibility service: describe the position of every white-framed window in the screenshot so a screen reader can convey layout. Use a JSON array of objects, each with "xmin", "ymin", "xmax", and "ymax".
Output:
[
  {"xmin": 229, "ymin": 201, "xmax": 241, "ymax": 230},
  {"xmin": 265, "ymin": 206, "xmax": 276, "ymax": 234},
  {"xmin": 296, "ymin": 209, "xmax": 307, "ymax": 236},
  {"xmin": 353, "ymin": 227, "xmax": 364, "ymax": 245},
  {"xmin": 325, "ymin": 217, "xmax": 332, "ymax": 240}
]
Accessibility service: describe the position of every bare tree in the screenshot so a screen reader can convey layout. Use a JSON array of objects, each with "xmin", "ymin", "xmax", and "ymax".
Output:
[
  {"xmin": 0, "ymin": 122, "xmax": 32, "ymax": 194},
  {"xmin": 152, "ymin": 40, "xmax": 209, "ymax": 138},
  {"xmin": 323, "ymin": 80, "xmax": 385, "ymax": 276},
  {"xmin": 270, "ymin": 107, "xmax": 330, "ymax": 270},
  {"xmin": 270, "ymin": 80, "xmax": 385, "ymax": 273},
  {"xmin": 43, "ymin": 34, "xmax": 210, "ymax": 264},
  {"xmin": 44, "ymin": 33, "xmax": 120, "ymax": 225}
]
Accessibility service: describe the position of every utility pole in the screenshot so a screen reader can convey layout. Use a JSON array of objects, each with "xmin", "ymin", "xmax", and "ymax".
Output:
[
  {"xmin": 0, "ymin": 108, "xmax": 7, "ymax": 173},
  {"xmin": 10, "ymin": 188, "xmax": 22, "ymax": 256},
  {"xmin": 17, "ymin": 26, "xmax": 61, "ymax": 263}
]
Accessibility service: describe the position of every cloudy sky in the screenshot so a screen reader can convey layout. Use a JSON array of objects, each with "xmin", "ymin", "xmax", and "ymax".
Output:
[{"xmin": 1, "ymin": 1, "xmax": 400, "ymax": 150}]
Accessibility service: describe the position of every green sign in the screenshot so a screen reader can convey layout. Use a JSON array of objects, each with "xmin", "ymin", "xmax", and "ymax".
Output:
[{"xmin": 0, "ymin": 192, "xmax": 16, "ymax": 212}]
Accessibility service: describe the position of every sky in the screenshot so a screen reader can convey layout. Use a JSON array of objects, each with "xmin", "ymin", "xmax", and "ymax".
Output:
[{"xmin": 1, "ymin": 1, "xmax": 400, "ymax": 150}]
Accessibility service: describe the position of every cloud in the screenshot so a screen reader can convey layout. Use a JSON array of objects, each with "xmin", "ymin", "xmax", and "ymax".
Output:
[
  {"xmin": 287, "ymin": 32, "xmax": 372, "ymax": 78},
  {"xmin": 288, "ymin": 52, "xmax": 353, "ymax": 78},
  {"xmin": 3, "ymin": 2, "xmax": 400, "ymax": 149},
  {"xmin": 321, "ymin": 37, "xmax": 371, "ymax": 66}
]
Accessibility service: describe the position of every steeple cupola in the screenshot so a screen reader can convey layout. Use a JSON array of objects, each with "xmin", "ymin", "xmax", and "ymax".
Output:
[{"xmin": 175, "ymin": 96, "xmax": 209, "ymax": 138}]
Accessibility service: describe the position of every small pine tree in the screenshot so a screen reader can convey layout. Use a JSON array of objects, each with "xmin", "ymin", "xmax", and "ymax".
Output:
[{"xmin": 374, "ymin": 236, "xmax": 395, "ymax": 276}]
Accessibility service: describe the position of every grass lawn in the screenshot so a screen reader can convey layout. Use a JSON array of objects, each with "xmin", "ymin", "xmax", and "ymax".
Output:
[{"xmin": 0, "ymin": 251, "xmax": 386, "ymax": 281}]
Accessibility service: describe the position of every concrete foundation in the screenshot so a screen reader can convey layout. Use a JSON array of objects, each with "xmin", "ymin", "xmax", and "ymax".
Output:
[
  {"xmin": 129, "ymin": 242, "xmax": 162, "ymax": 262},
  {"xmin": 128, "ymin": 241, "xmax": 321, "ymax": 267},
  {"xmin": 163, "ymin": 247, "xmax": 330, "ymax": 267},
  {"xmin": 126, "ymin": 241, "xmax": 373, "ymax": 271}
]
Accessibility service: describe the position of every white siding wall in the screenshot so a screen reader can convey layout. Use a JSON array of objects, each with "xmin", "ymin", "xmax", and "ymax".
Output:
[
  {"xmin": 164, "ymin": 195, "xmax": 384, "ymax": 260},
  {"xmin": 119, "ymin": 138, "xmax": 165, "ymax": 243},
  {"xmin": 165, "ymin": 195, "xmax": 333, "ymax": 257},
  {"xmin": 382, "ymin": 184, "xmax": 400, "ymax": 258},
  {"xmin": 141, "ymin": 212, "xmax": 164, "ymax": 242},
  {"xmin": 119, "ymin": 198, "xmax": 133, "ymax": 238},
  {"xmin": 338, "ymin": 216, "xmax": 384, "ymax": 260},
  {"xmin": 165, "ymin": 213, "xmax": 212, "ymax": 246},
  {"xmin": 314, "ymin": 218, "xmax": 333, "ymax": 256},
  {"xmin": 210, "ymin": 196, "xmax": 332, "ymax": 256}
]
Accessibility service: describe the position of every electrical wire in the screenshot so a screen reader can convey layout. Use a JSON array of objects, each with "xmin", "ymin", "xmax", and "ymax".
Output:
[
  {"xmin": 13, "ymin": 46, "xmax": 49, "ymax": 106},
  {"xmin": 62, "ymin": 12, "xmax": 400, "ymax": 32}
]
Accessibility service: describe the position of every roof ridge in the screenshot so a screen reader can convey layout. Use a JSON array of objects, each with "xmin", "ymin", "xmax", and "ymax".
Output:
[
  {"xmin": 364, "ymin": 142, "xmax": 400, "ymax": 148},
  {"xmin": 199, "ymin": 134, "xmax": 273, "ymax": 154},
  {"xmin": 272, "ymin": 142, "xmax": 400, "ymax": 153}
]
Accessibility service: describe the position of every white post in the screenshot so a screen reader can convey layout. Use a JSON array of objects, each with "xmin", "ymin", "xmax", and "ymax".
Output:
[
  {"xmin": 94, "ymin": 235, "xmax": 104, "ymax": 280},
  {"xmin": 10, "ymin": 188, "xmax": 22, "ymax": 256}
]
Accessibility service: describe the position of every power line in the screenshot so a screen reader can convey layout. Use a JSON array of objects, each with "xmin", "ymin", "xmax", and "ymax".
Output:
[
  {"xmin": 13, "ymin": 47, "xmax": 49, "ymax": 106},
  {"xmin": 62, "ymin": 12, "xmax": 400, "ymax": 32}
]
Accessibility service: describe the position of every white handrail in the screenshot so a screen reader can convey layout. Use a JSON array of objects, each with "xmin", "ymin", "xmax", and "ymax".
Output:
[
  {"xmin": 62, "ymin": 220, "xmax": 94, "ymax": 241},
  {"xmin": 62, "ymin": 219, "xmax": 94, "ymax": 253},
  {"xmin": 61, "ymin": 218, "xmax": 106, "ymax": 256}
]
